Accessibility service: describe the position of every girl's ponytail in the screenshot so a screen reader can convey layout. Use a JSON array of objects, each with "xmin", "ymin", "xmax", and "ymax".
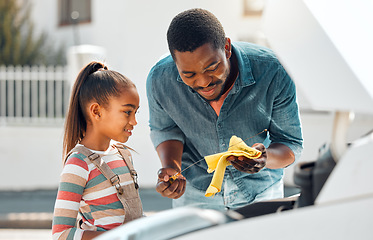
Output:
[
  {"xmin": 62, "ymin": 61, "xmax": 107, "ymax": 161},
  {"xmin": 62, "ymin": 61, "xmax": 135, "ymax": 162}
]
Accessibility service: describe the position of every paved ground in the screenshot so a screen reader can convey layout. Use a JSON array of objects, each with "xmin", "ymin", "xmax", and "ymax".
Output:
[
  {"xmin": 0, "ymin": 188, "xmax": 172, "ymax": 215},
  {"xmin": 0, "ymin": 187, "xmax": 172, "ymax": 239},
  {"xmin": 0, "ymin": 229, "xmax": 51, "ymax": 240}
]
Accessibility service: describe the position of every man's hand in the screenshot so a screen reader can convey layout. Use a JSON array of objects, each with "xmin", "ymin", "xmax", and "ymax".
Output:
[
  {"xmin": 227, "ymin": 143, "xmax": 267, "ymax": 173},
  {"xmin": 156, "ymin": 168, "xmax": 186, "ymax": 199}
]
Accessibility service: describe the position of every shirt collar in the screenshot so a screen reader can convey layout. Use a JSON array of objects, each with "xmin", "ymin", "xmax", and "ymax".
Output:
[{"xmin": 231, "ymin": 42, "xmax": 255, "ymax": 88}]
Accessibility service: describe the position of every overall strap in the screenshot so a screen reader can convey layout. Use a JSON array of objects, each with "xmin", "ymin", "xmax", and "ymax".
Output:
[
  {"xmin": 69, "ymin": 145, "xmax": 143, "ymax": 223},
  {"xmin": 71, "ymin": 145, "xmax": 124, "ymax": 194},
  {"xmin": 114, "ymin": 144, "xmax": 139, "ymax": 189}
]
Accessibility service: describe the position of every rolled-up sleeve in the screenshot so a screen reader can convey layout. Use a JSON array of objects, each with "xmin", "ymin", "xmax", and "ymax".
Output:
[
  {"xmin": 269, "ymin": 65, "xmax": 303, "ymax": 162},
  {"xmin": 146, "ymin": 64, "xmax": 185, "ymax": 149}
]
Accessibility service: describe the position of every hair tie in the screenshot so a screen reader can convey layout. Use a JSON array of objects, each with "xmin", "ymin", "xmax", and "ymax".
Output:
[{"xmin": 90, "ymin": 62, "xmax": 108, "ymax": 75}]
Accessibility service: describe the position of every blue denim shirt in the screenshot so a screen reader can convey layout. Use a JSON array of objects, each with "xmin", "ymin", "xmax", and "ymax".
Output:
[{"xmin": 146, "ymin": 42, "xmax": 303, "ymax": 203}]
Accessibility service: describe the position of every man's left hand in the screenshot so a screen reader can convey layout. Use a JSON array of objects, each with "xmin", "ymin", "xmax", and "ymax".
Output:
[{"xmin": 226, "ymin": 143, "xmax": 267, "ymax": 173}]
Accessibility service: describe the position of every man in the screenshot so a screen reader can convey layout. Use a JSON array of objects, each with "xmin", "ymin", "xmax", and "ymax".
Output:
[{"xmin": 146, "ymin": 8, "xmax": 303, "ymax": 210}]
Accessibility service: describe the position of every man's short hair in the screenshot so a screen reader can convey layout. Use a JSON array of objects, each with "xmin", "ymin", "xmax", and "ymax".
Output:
[{"xmin": 167, "ymin": 8, "xmax": 226, "ymax": 59}]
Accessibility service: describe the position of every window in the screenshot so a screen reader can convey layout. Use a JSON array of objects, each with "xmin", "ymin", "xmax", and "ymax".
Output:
[
  {"xmin": 59, "ymin": 0, "xmax": 91, "ymax": 26},
  {"xmin": 243, "ymin": 0, "xmax": 265, "ymax": 17}
]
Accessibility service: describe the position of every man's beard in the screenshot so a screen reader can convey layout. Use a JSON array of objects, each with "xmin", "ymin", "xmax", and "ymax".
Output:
[
  {"xmin": 193, "ymin": 80, "xmax": 224, "ymax": 102},
  {"xmin": 206, "ymin": 80, "xmax": 225, "ymax": 102},
  {"xmin": 193, "ymin": 69, "xmax": 230, "ymax": 102}
]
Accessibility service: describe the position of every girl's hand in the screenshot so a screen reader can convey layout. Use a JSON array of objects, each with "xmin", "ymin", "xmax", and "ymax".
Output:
[
  {"xmin": 227, "ymin": 143, "xmax": 267, "ymax": 174},
  {"xmin": 156, "ymin": 168, "xmax": 186, "ymax": 199}
]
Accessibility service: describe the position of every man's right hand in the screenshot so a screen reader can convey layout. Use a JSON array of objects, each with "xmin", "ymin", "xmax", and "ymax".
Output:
[{"xmin": 156, "ymin": 168, "xmax": 186, "ymax": 199}]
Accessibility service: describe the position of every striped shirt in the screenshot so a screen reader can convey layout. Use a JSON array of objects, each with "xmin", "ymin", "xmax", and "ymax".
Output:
[{"xmin": 52, "ymin": 144, "xmax": 134, "ymax": 240}]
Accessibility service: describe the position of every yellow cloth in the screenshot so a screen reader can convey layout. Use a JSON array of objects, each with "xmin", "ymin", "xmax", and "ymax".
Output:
[{"xmin": 204, "ymin": 136, "xmax": 262, "ymax": 197}]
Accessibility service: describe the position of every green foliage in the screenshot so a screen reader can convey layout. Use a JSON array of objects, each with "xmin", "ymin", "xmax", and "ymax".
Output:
[{"xmin": 0, "ymin": 1, "xmax": 66, "ymax": 66}]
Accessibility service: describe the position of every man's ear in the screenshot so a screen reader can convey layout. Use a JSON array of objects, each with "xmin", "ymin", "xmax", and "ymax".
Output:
[
  {"xmin": 89, "ymin": 103, "xmax": 102, "ymax": 120},
  {"xmin": 224, "ymin": 37, "xmax": 232, "ymax": 59}
]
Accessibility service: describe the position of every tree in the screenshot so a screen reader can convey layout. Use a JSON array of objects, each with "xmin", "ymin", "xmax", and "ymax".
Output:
[{"xmin": 0, "ymin": 1, "xmax": 65, "ymax": 66}]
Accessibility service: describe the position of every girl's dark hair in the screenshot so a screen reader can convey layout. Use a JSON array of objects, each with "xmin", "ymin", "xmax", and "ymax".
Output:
[
  {"xmin": 167, "ymin": 8, "xmax": 226, "ymax": 59},
  {"xmin": 63, "ymin": 61, "xmax": 135, "ymax": 161}
]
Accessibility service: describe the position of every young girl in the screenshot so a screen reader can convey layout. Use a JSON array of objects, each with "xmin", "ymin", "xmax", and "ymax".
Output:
[{"xmin": 52, "ymin": 61, "xmax": 143, "ymax": 240}]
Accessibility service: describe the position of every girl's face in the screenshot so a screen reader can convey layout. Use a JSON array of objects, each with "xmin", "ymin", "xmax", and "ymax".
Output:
[{"xmin": 97, "ymin": 86, "xmax": 140, "ymax": 144}]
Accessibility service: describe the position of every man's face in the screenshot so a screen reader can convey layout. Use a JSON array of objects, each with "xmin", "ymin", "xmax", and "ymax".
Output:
[{"xmin": 174, "ymin": 41, "xmax": 231, "ymax": 101}]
